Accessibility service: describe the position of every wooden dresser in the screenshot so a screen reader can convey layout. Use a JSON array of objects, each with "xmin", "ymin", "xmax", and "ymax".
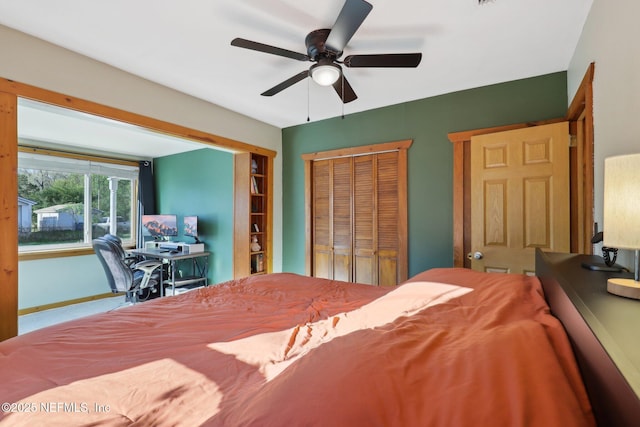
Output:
[{"xmin": 535, "ymin": 249, "xmax": 640, "ymax": 426}]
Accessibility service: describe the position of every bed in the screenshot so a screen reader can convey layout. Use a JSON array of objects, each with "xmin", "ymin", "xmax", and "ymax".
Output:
[{"xmin": 0, "ymin": 268, "xmax": 594, "ymax": 426}]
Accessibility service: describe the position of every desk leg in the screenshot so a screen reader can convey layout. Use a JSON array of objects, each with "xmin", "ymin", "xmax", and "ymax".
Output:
[
  {"xmin": 171, "ymin": 260, "xmax": 176, "ymax": 296},
  {"xmin": 191, "ymin": 256, "xmax": 208, "ymax": 287},
  {"xmin": 204, "ymin": 256, "xmax": 208, "ymax": 286},
  {"xmin": 160, "ymin": 262, "xmax": 165, "ymax": 297}
]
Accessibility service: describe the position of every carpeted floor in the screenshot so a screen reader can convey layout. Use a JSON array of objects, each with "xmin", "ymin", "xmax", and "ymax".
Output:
[{"xmin": 18, "ymin": 295, "xmax": 128, "ymax": 335}]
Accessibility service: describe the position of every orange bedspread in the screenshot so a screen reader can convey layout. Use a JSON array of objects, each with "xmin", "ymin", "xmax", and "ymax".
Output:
[{"xmin": 0, "ymin": 269, "xmax": 595, "ymax": 426}]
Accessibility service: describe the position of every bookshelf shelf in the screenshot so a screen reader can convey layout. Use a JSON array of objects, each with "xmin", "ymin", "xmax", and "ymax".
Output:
[{"xmin": 234, "ymin": 152, "xmax": 273, "ymax": 278}]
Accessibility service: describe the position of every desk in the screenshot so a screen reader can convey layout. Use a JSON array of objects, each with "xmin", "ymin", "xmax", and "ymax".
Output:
[{"xmin": 130, "ymin": 248, "xmax": 210, "ymax": 296}]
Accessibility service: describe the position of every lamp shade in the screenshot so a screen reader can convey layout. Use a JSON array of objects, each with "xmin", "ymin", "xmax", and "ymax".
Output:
[
  {"xmin": 603, "ymin": 153, "xmax": 640, "ymax": 299},
  {"xmin": 603, "ymin": 153, "xmax": 640, "ymax": 249}
]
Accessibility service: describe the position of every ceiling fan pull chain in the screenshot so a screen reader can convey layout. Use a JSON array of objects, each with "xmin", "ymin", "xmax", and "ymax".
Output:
[
  {"xmin": 341, "ymin": 72, "xmax": 345, "ymax": 119},
  {"xmin": 307, "ymin": 78, "xmax": 310, "ymax": 122}
]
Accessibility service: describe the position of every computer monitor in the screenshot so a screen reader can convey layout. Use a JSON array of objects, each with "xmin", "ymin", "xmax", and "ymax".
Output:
[
  {"xmin": 141, "ymin": 214, "xmax": 178, "ymax": 239},
  {"xmin": 183, "ymin": 215, "xmax": 201, "ymax": 243}
]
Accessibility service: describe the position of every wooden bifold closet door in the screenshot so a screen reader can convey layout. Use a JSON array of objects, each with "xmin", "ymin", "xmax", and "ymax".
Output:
[{"xmin": 303, "ymin": 140, "xmax": 411, "ymax": 286}]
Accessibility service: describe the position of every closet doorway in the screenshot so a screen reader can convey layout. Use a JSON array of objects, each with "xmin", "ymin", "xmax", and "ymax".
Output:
[{"xmin": 302, "ymin": 140, "xmax": 411, "ymax": 286}]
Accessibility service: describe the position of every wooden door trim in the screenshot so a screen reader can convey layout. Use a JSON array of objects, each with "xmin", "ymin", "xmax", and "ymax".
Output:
[
  {"xmin": 303, "ymin": 140, "xmax": 412, "ymax": 281},
  {"xmin": 302, "ymin": 140, "xmax": 412, "ymax": 161},
  {"xmin": 0, "ymin": 79, "xmax": 276, "ymax": 158},
  {"xmin": 266, "ymin": 155, "xmax": 274, "ymax": 273},
  {"xmin": 448, "ymin": 63, "xmax": 595, "ymax": 267},
  {"xmin": 566, "ymin": 63, "xmax": 595, "ymax": 254},
  {"xmin": 0, "ymin": 91, "xmax": 18, "ymax": 341},
  {"xmin": 304, "ymin": 159, "xmax": 313, "ymax": 275}
]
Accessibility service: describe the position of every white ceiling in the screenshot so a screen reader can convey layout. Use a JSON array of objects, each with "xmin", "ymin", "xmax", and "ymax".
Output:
[
  {"xmin": 1, "ymin": 0, "xmax": 593, "ymax": 131},
  {"xmin": 18, "ymin": 99, "xmax": 210, "ymax": 160}
]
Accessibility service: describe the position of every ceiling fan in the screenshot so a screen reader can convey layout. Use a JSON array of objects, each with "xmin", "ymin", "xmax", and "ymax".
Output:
[{"xmin": 230, "ymin": 0, "xmax": 422, "ymax": 103}]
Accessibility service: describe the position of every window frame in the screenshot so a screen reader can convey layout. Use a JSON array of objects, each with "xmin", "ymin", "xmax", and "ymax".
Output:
[{"xmin": 17, "ymin": 145, "xmax": 139, "ymax": 259}]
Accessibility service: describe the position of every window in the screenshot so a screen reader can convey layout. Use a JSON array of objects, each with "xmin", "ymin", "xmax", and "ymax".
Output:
[{"xmin": 18, "ymin": 149, "xmax": 138, "ymax": 252}]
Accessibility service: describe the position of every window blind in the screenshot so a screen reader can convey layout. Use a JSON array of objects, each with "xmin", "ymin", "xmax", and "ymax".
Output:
[{"xmin": 18, "ymin": 151, "xmax": 139, "ymax": 180}]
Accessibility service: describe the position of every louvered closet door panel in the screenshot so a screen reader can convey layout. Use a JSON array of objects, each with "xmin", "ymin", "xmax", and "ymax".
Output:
[
  {"xmin": 377, "ymin": 152, "xmax": 400, "ymax": 286},
  {"xmin": 313, "ymin": 160, "xmax": 332, "ymax": 279},
  {"xmin": 354, "ymin": 155, "xmax": 376, "ymax": 285},
  {"xmin": 332, "ymin": 157, "xmax": 353, "ymax": 282},
  {"xmin": 306, "ymin": 140, "xmax": 410, "ymax": 286}
]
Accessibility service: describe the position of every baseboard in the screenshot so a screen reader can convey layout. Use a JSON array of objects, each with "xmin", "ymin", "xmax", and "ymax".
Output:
[{"xmin": 18, "ymin": 292, "xmax": 122, "ymax": 316}]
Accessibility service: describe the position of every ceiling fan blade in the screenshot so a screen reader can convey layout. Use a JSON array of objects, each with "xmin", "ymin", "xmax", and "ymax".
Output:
[
  {"xmin": 231, "ymin": 38, "xmax": 309, "ymax": 61},
  {"xmin": 261, "ymin": 70, "xmax": 310, "ymax": 96},
  {"xmin": 332, "ymin": 75, "xmax": 357, "ymax": 103},
  {"xmin": 325, "ymin": 0, "xmax": 373, "ymax": 54},
  {"xmin": 343, "ymin": 53, "xmax": 422, "ymax": 68}
]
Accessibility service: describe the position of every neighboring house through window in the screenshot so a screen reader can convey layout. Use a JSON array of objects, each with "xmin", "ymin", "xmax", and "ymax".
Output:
[
  {"xmin": 18, "ymin": 149, "xmax": 138, "ymax": 252},
  {"xmin": 17, "ymin": 196, "xmax": 37, "ymax": 233}
]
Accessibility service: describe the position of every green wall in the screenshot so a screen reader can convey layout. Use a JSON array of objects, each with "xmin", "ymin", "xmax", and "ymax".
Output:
[
  {"xmin": 282, "ymin": 72, "xmax": 568, "ymax": 278},
  {"xmin": 154, "ymin": 148, "xmax": 234, "ymax": 284}
]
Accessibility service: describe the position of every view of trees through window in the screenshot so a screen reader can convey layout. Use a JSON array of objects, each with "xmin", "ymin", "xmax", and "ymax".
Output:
[{"xmin": 18, "ymin": 164, "xmax": 134, "ymax": 248}]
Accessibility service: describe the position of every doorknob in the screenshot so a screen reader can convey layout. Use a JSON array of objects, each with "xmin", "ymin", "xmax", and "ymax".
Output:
[{"xmin": 467, "ymin": 251, "xmax": 484, "ymax": 260}]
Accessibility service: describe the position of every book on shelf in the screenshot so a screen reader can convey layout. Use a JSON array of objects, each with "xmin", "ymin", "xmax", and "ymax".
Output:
[
  {"xmin": 250, "ymin": 176, "xmax": 259, "ymax": 194},
  {"xmin": 252, "ymin": 223, "xmax": 260, "ymax": 232},
  {"xmin": 250, "ymin": 254, "xmax": 264, "ymax": 273},
  {"xmin": 257, "ymin": 253, "xmax": 264, "ymax": 272}
]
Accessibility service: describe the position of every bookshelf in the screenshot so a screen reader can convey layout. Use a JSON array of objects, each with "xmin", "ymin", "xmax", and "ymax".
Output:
[{"xmin": 234, "ymin": 152, "xmax": 273, "ymax": 277}]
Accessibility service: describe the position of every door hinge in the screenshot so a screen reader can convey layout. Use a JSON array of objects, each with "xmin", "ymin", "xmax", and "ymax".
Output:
[{"xmin": 569, "ymin": 134, "xmax": 577, "ymax": 147}]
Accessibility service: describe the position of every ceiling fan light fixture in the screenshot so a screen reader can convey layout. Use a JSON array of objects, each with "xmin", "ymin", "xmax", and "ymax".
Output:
[{"xmin": 310, "ymin": 62, "xmax": 341, "ymax": 86}]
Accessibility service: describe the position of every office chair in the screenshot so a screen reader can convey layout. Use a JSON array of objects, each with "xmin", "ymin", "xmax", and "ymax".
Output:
[
  {"xmin": 100, "ymin": 233, "xmax": 141, "ymax": 267},
  {"xmin": 92, "ymin": 235, "xmax": 165, "ymax": 302}
]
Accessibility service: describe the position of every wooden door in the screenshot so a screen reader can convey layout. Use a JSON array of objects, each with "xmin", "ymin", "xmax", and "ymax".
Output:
[
  {"xmin": 470, "ymin": 122, "xmax": 570, "ymax": 274},
  {"xmin": 353, "ymin": 155, "xmax": 375, "ymax": 283},
  {"xmin": 312, "ymin": 158, "xmax": 353, "ymax": 281},
  {"xmin": 332, "ymin": 157, "xmax": 354, "ymax": 281},
  {"xmin": 375, "ymin": 152, "xmax": 401, "ymax": 286},
  {"xmin": 352, "ymin": 152, "xmax": 401, "ymax": 285},
  {"xmin": 304, "ymin": 140, "xmax": 411, "ymax": 286},
  {"xmin": 312, "ymin": 159, "xmax": 332, "ymax": 279}
]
